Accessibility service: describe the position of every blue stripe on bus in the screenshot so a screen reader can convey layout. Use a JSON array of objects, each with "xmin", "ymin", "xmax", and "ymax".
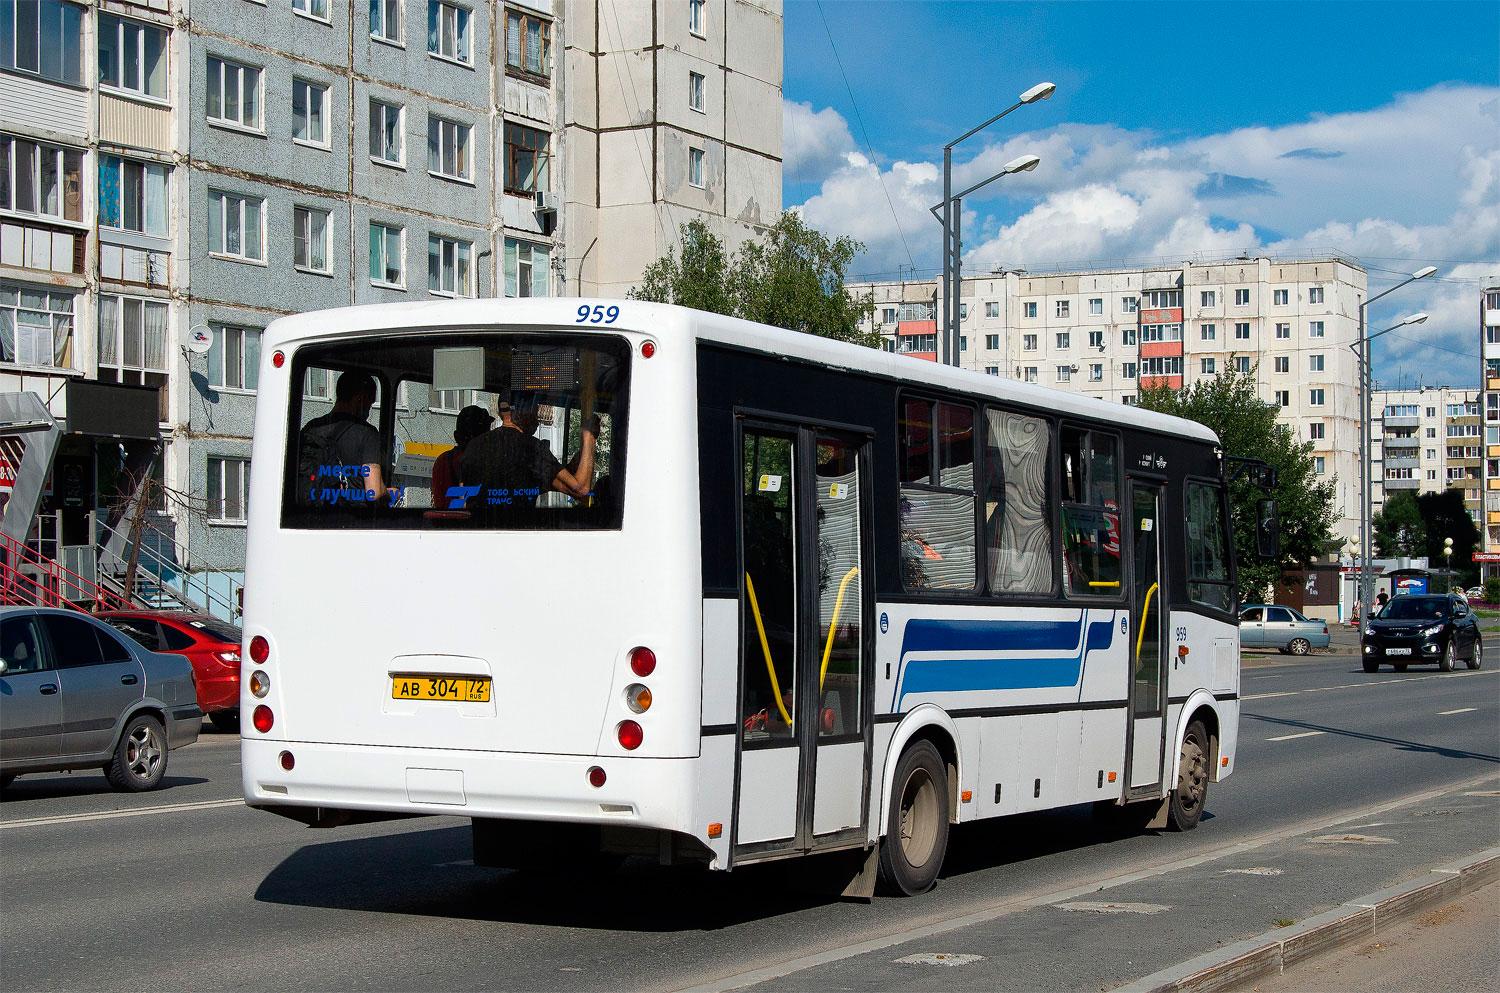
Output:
[{"xmin": 895, "ymin": 615, "xmax": 1116, "ymax": 705}]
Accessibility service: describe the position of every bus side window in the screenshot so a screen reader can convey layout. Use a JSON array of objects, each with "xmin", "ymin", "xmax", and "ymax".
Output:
[
  {"xmin": 1060, "ymin": 427, "xmax": 1121, "ymax": 597},
  {"xmin": 897, "ymin": 396, "xmax": 977, "ymax": 592},
  {"xmin": 983, "ymin": 407, "xmax": 1054, "ymax": 595}
]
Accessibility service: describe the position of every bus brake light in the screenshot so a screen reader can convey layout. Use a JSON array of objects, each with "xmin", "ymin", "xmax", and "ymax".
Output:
[
  {"xmin": 629, "ymin": 647, "xmax": 656, "ymax": 677},
  {"xmin": 249, "ymin": 636, "xmax": 270, "ymax": 664},
  {"xmin": 253, "ymin": 705, "xmax": 274, "ymax": 733},
  {"xmin": 587, "ymin": 766, "xmax": 606, "ymax": 788},
  {"xmin": 617, "ymin": 720, "xmax": 643, "ymax": 750}
]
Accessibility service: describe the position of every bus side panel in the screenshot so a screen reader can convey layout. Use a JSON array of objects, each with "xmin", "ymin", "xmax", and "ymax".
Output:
[
  {"xmin": 701, "ymin": 598, "xmax": 739, "ymax": 729},
  {"xmin": 694, "ymin": 736, "xmax": 734, "ymax": 868},
  {"xmin": 1078, "ymin": 708, "xmax": 1129, "ymax": 799},
  {"xmin": 977, "ymin": 713, "xmax": 1021, "ymax": 816}
]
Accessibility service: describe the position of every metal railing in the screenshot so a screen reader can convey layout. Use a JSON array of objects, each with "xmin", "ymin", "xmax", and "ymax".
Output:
[
  {"xmin": 0, "ymin": 530, "xmax": 134, "ymax": 612},
  {"xmin": 92, "ymin": 515, "xmax": 242, "ymax": 620}
]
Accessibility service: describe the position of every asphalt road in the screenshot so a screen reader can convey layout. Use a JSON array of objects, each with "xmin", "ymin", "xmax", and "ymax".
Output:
[{"xmin": 2, "ymin": 653, "xmax": 1496, "ymax": 992}]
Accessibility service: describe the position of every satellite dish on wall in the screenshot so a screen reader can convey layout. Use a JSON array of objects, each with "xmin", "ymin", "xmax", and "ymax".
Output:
[{"xmin": 186, "ymin": 325, "xmax": 214, "ymax": 355}]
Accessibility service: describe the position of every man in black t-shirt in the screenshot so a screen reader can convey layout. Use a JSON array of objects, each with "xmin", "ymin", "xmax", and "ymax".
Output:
[
  {"xmin": 460, "ymin": 394, "xmax": 596, "ymax": 509},
  {"xmin": 299, "ymin": 372, "xmax": 394, "ymax": 506}
]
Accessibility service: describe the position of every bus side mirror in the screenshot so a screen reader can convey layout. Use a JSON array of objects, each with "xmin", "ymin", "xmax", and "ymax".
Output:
[{"xmin": 1257, "ymin": 498, "xmax": 1280, "ymax": 560}]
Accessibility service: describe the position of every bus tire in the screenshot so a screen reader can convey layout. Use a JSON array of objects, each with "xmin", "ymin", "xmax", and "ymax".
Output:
[
  {"xmin": 1167, "ymin": 720, "xmax": 1209, "ymax": 832},
  {"xmin": 877, "ymin": 740, "xmax": 949, "ymax": 896}
]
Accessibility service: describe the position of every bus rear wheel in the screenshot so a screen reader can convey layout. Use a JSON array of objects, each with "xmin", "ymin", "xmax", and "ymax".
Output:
[{"xmin": 877, "ymin": 740, "xmax": 950, "ymax": 896}]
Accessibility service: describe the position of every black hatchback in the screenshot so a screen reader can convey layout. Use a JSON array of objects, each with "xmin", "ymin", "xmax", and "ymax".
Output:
[{"xmin": 1362, "ymin": 594, "xmax": 1483, "ymax": 673}]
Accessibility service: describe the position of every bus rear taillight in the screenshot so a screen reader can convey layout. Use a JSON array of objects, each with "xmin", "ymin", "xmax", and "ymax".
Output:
[
  {"xmin": 250, "ymin": 671, "xmax": 270, "ymax": 698},
  {"xmin": 252, "ymin": 705, "xmax": 274, "ymax": 733},
  {"xmin": 249, "ymin": 636, "xmax": 270, "ymax": 664},
  {"xmin": 279, "ymin": 750, "xmax": 295, "ymax": 771},
  {"xmin": 587, "ymin": 766, "xmax": 606, "ymax": 788},
  {"xmin": 629, "ymin": 647, "xmax": 656, "ymax": 677},
  {"xmin": 624, "ymin": 684, "xmax": 652, "ymax": 713},
  {"xmin": 617, "ymin": 721, "xmax": 643, "ymax": 750}
]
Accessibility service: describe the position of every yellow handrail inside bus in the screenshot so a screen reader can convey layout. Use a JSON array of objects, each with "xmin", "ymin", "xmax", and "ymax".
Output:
[
  {"xmin": 819, "ymin": 567, "xmax": 860, "ymax": 691},
  {"xmin": 745, "ymin": 573, "xmax": 793, "ymax": 728},
  {"xmin": 1136, "ymin": 582, "xmax": 1160, "ymax": 662},
  {"xmin": 1089, "ymin": 580, "xmax": 1121, "ymax": 587}
]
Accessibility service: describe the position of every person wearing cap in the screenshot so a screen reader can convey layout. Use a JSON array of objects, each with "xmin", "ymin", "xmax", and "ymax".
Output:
[
  {"xmin": 430, "ymin": 404, "xmax": 494, "ymax": 504},
  {"xmin": 461, "ymin": 393, "xmax": 598, "ymax": 508}
]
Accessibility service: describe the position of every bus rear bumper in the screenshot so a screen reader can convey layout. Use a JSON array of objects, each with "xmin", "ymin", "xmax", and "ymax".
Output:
[{"xmin": 241, "ymin": 738, "xmax": 697, "ymax": 833}]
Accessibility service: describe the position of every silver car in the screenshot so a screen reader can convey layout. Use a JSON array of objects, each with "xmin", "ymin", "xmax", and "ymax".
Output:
[
  {"xmin": 0, "ymin": 607, "xmax": 201, "ymax": 792},
  {"xmin": 1239, "ymin": 604, "xmax": 1332, "ymax": 655}
]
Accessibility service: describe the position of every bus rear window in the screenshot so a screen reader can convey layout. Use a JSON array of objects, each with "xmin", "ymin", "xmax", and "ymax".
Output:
[{"xmin": 280, "ymin": 331, "xmax": 629, "ymax": 530}]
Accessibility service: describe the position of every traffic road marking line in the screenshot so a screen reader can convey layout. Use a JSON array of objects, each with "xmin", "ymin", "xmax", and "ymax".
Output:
[
  {"xmin": 1244, "ymin": 669, "xmax": 1497, "ymax": 702},
  {"xmin": 0, "ymin": 798, "xmax": 243, "ymax": 830},
  {"xmin": 1438, "ymin": 707, "xmax": 1478, "ymax": 715},
  {"xmin": 1266, "ymin": 731, "xmax": 1326, "ymax": 741}
]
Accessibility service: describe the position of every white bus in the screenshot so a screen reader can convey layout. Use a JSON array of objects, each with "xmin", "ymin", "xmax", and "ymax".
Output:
[{"xmin": 242, "ymin": 298, "xmax": 1257, "ymax": 895}]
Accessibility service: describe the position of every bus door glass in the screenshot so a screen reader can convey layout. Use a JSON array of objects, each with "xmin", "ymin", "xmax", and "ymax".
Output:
[{"xmin": 1128, "ymin": 480, "xmax": 1167, "ymax": 791}]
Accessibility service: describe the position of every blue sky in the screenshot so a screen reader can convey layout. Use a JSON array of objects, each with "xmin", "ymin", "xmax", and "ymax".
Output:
[{"xmin": 780, "ymin": 1, "xmax": 1500, "ymax": 387}]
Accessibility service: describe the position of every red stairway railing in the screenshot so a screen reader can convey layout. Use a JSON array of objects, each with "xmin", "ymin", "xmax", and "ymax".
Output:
[{"xmin": 0, "ymin": 530, "xmax": 134, "ymax": 613}]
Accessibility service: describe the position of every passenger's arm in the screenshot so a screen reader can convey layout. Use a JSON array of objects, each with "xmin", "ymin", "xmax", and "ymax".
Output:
[
  {"xmin": 366, "ymin": 464, "xmax": 395, "ymax": 503},
  {"xmin": 551, "ymin": 466, "xmax": 592, "ymax": 500}
]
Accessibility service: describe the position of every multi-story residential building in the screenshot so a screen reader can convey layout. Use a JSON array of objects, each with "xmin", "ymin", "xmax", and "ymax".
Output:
[
  {"xmin": 0, "ymin": 0, "xmax": 782, "ymax": 601},
  {"xmin": 1370, "ymin": 387, "xmax": 1481, "ymax": 522},
  {"xmin": 850, "ymin": 255, "xmax": 1366, "ymax": 544},
  {"xmin": 1479, "ymin": 283, "xmax": 1500, "ymax": 571}
]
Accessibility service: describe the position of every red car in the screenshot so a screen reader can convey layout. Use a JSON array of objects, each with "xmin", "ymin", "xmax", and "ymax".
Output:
[{"xmin": 99, "ymin": 611, "xmax": 243, "ymax": 731}]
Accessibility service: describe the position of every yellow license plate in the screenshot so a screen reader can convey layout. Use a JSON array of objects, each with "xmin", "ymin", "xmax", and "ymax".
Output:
[{"xmin": 391, "ymin": 674, "xmax": 492, "ymax": 702}]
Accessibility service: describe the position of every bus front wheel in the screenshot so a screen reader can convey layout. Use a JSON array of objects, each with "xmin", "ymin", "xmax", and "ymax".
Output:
[
  {"xmin": 877, "ymin": 740, "xmax": 950, "ymax": 896},
  {"xmin": 1167, "ymin": 721, "xmax": 1209, "ymax": 831}
]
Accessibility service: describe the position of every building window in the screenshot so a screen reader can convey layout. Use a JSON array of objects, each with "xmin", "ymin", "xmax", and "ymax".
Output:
[
  {"xmin": 1275, "ymin": 390, "xmax": 1290, "ymax": 407},
  {"xmin": 503, "ymin": 122, "xmax": 549, "ymax": 195},
  {"xmin": 207, "ymin": 457, "xmax": 250, "ymax": 523},
  {"xmin": 428, "ymin": 235, "xmax": 472, "ymax": 297},
  {"xmin": 98, "ymin": 156, "xmax": 168, "ymax": 237},
  {"xmin": 1, "ymin": 136, "xmax": 83, "ymax": 222},
  {"xmin": 1089, "ymin": 363, "xmax": 1102, "ymax": 382},
  {"xmin": 1314, "ymin": 457, "xmax": 1325, "ymax": 475},
  {"xmin": 1234, "ymin": 322, "xmax": 1250, "ymax": 340},
  {"xmin": 1122, "ymin": 296, "xmax": 1137, "ymax": 313},
  {"xmin": 1143, "ymin": 290, "xmax": 1181, "ymax": 309},
  {"xmin": 1234, "ymin": 356, "xmax": 1251, "ymax": 373},
  {"xmin": 1309, "ymin": 354, "xmax": 1324, "ymax": 372},
  {"xmin": 1142, "ymin": 356, "xmax": 1183, "ymax": 377},
  {"xmin": 1275, "ymin": 322, "xmax": 1290, "ymax": 339},
  {"xmin": 1023, "ymin": 301, "xmax": 1037, "ymax": 318},
  {"xmin": 98, "ymin": 14, "xmax": 166, "ymax": 99},
  {"xmin": 1088, "ymin": 330, "xmax": 1104, "ymax": 348},
  {"xmin": 370, "ymin": 0, "xmax": 401, "ymax": 42},
  {"xmin": 960, "ymin": 303, "xmax": 968, "ymax": 321},
  {"xmin": 882, "ymin": 307, "xmax": 896, "ymax": 324},
  {"xmin": 504, "ymin": 238, "xmax": 549, "ymax": 297},
  {"xmin": 1200, "ymin": 290, "xmax": 1215, "ymax": 307},
  {"xmin": 1122, "ymin": 362, "xmax": 1137, "ymax": 379},
  {"xmin": 1274, "ymin": 356, "xmax": 1289, "ymax": 373},
  {"xmin": 1121, "ymin": 327, "xmax": 1137, "ymax": 346},
  {"xmin": 1309, "ymin": 286, "xmax": 1324, "ymax": 304},
  {"xmin": 1273, "ymin": 288, "xmax": 1288, "ymax": 306},
  {"xmin": 1141, "ymin": 323, "xmax": 1182, "ymax": 343},
  {"xmin": 1055, "ymin": 300, "xmax": 1070, "ymax": 318},
  {"xmin": 207, "ymin": 189, "xmax": 264, "ymax": 262},
  {"xmin": 689, "ymin": 0, "xmax": 705, "ymax": 37},
  {"xmin": 1, "ymin": 283, "xmax": 73, "ymax": 367},
  {"xmin": 1200, "ymin": 323, "xmax": 1215, "ymax": 340},
  {"xmin": 986, "ymin": 301, "xmax": 999, "ymax": 318},
  {"xmin": 206, "ymin": 56, "xmax": 262, "ymax": 130},
  {"xmin": 1426, "ymin": 427, "xmax": 1436, "ymax": 438},
  {"xmin": 208, "ymin": 325, "xmax": 260, "ymax": 391},
  {"xmin": 985, "ymin": 366, "xmax": 999, "ymax": 376},
  {"xmin": 959, "ymin": 335, "xmax": 967, "ymax": 351},
  {"xmin": 1056, "ymin": 331, "xmax": 1070, "ymax": 348},
  {"xmin": 1088, "ymin": 297, "xmax": 1102, "ymax": 315},
  {"xmin": 1388, "ymin": 467, "xmax": 1414, "ymax": 480},
  {"xmin": 97, "ymin": 294, "xmax": 167, "ymax": 380},
  {"xmin": 293, "ymin": 205, "xmax": 330, "ymax": 273},
  {"xmin": 1, "ymin": 0, "xmax": 83, "ymax": 84},
  {"xmin": 1022, "ymin": 334, "xmax": 1037, "ymax": 351},
  {"xmin": 369, "ymin": 222, "xmax": 404, "ymax": 287},
  {"xmin": 293, "ymin": 0, "xmax": 329, "ymax": 20},
  {"xmin": 1201, "ymin": 357, "xmax": 1215, "ymax": 374},
  {"xmin": 1234, "ymin": 288, "xmax": 1250, "ymax": 305},
  {"xmin": 985, "ymin": 333, "xmax": 999, "ymax": 349},
  {"xmin": 1056, "ymin": 365, "xmax": 1072, "ymax": 382},
  {"xmin": 427, "ymin": 0, "xmax": 470, "ymax": 63},
  {"xmin": 1309, "ymin": 388, "xmax": 1325, "ymax": 406},
  {"xmin": 688, "ymin": 147, "xmax": 705, "ymax": 188},
  {"xmin": 1308, "ymin": 320, "xmax": 1325, "ymax": 338},
  {"xmin": 427, "ymin": 115, "xmax": 471, "ymax": 180},
  {"xmin": 1487, "ymin": 290, "xmax": 1500, "ymax": 309},
  {"xmin": 688, "ymin": 70, "xmax": 704, "ymax": 112},
  {"xmin": 506, "ymin": 8, "xmax": 551, "ymax": 76},
  {"xmin": 292, "ymin": 79, "xmax": 329, "ymax": 147},
  {"xmin": 1022, "ymin": 366, "xmax": 1037, "ymax": 383},
  {"xmin": 369, "ymin": 98, "xmax": 404, "ymax": 165}
]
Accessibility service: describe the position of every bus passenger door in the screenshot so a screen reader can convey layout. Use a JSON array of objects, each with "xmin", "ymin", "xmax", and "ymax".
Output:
[{"xmin": 1126, "ymin": 480, "xmax": 1167, "ymax": 794}]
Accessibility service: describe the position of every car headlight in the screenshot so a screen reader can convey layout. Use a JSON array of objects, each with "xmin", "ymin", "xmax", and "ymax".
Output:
[
  {"xmin": 1420, "ymin": 623, "xmax": 1443, "ymax": 638},
  {"xmin": 1363, "ymin": 626, "xmax": 1376, "ymax": 636}
]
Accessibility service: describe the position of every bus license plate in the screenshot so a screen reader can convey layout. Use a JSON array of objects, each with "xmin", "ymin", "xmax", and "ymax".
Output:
[
  {"xmin": 392, "ymin": 675, "xmax": 492, "ymax": 702},
  {"xmin": 1385, "ymin": 648, "xmax": 1411, "ymax": 656}
]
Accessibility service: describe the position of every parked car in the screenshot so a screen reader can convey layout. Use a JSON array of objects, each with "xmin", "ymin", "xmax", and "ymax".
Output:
[
  {"xmin": 1363, "ymin": 593, "xmax": 1482, "ymax": 673},
  {"xmin": 1238, "ymin": 604, "xmax": 1331, "ymax": 655},
  {"xmin": 1466, "ymin": 586, "xmax": 1484, "ymax": 601},
  {"xmin": 0, "ymin": 607, "xmax": 200, "ymax": 792},
  {"xmin": 98, "ymin": 611, "xmax": 242, "ymax": 732}
]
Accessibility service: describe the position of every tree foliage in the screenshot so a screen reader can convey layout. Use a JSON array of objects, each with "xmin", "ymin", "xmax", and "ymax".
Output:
[
  {"xmin": 1138, "ymin": 365, "xmax": 1337, "ymax": 603},
  {"xmin": 629, "ymin": 215, "xmax": 883, "ymax": 348},
  {"xmin": 1372, "ymin": 488, "xmax": 1479, "ymax": 585},
  {"xmin": 1372, "ymin": 490, "xmax": 1426, "ymax": 558}
]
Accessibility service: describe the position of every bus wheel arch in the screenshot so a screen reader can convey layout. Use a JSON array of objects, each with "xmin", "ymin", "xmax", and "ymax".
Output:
[{"xmin": 879, "ymin": 707, "xmax": 961, "ymax": 831}]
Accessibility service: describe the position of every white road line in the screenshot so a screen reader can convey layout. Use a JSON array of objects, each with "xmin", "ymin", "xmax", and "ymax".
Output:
[
  {"xmin": 1266, "ymin": 731, "xmax": 1326, "ymax": 742},
  {"xmin": 1438, "ymin": 707, "xmax": 1478, "ymax": 715},
  {"xmin": 1243, "ymin": 691, "xmax": 1298, "ymax": 700},
  {"xmin": 1243, "ymin": 668, "xmax": 1498, "ymax": 704},
  {"xmin": 0, "ymin": 798, "xmax": 243, "ymax": 830}
]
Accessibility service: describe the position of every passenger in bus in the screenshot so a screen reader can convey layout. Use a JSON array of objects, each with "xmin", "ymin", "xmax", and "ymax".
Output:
[
  {"xmin": 298, "ymin": 372, "xmax": 396, "ymax": 506},
  {"xmin": 460, "ymin": 393, "xmax": 598, "ymax": 505},
  {"xmin": 430, "ymin": 404, "xmax": 494, "ymax": 500}
]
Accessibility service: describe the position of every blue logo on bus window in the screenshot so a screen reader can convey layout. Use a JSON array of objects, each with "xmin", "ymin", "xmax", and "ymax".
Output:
[
  {"xmin": 880, "ymin": 612, "xmax": 889, "ymax": 634},
  {"xmin": 446, "ymin": 485, "xmax": 481, "ymax": 509}
]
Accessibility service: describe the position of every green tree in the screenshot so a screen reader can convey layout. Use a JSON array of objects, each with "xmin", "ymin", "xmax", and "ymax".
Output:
[
  {"xmin": 1417, "ymin": 488, "xmax": 1480, "ymax": 587},
  {"xmin": 1372, "ymin": 490, "xmax": 1427, "ymax": 557},
  {"xmin": 629, "ymin": 215, "xmax": 882, "ymax": 348},
  {"xmin": 1138, "ymin": 364, "xmax": 1337, "ymax": 603}
]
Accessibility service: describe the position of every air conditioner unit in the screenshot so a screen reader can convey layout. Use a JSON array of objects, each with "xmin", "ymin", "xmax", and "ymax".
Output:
[{"xmin": 535, "ymin": 190, "xmax": 559, "ymax": 213}]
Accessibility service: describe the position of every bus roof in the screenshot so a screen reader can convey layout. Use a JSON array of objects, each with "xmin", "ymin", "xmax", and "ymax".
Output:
[{"xmin": 263, "ymin": 297, "xmax": 1221, "ymax": 446}]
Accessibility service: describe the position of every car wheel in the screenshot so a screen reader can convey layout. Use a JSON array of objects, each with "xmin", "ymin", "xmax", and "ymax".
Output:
[
  {"xmin": 0, "ymin": 774, "xmax": 15, "ymax": 790},
  {"xmin": 1362, "ymin": 658, "xmax": 1379, "ymax": 673},
  {"xmin": 209, "ymin": 710, "xmax": 240, "ymax": 733},
  {"xmin": 105, "ymin": 714, "xmax": 169, "ymax": 792},
  {"xmin": 1467, "ymin": 637, "xmax": 1482, "ymax": 671},
  {"xmin": 1168, "ymin": 721, "xmax": 1210, "ymax": 831},
  {"xmin": 877, "ymin": 740, "xmax": 950, "ymax": 895},
  {"xmin": 1289, "ymin": 638, "xmax": 1310, "ymax": 656},
  {"xmin": 1438, "ymin": 642, "xmax": 1455, "ymax": 673}
]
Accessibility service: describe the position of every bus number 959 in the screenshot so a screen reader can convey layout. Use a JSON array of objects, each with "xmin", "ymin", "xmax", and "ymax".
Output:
[{"xmin": 576, "ymin": 305, "xmax": 620, "ymax": 324}]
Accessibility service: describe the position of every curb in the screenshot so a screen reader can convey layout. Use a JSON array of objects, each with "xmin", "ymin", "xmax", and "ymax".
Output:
[{"xmin": 1114, "ymin": 846, "xmax": 1500, "ymax": 993}]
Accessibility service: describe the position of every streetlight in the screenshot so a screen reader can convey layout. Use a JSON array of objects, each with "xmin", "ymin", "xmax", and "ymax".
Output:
[
  {"xmin": 937, "ymin": 82, "xmax": 1055, "ymax": 367},
  {"xmin": 1443, "ymin": 536, "xmax": 1454, "ymax": 593},
  {"xmin": 1355, "ymin": 266, "xmax": 1437, "ymax": 620}
]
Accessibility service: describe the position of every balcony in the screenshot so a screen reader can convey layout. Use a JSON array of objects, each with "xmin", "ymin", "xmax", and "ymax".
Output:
[
  {"xmin": 1381, "ymin": 415, "xmax": 1420, "ymax": 429},
  {"xmin": 1383, "ymin": 456, "xmax": 1419, "ymax": 471},
  {"xmin": 1383, "ymin": 477, "xmax": 1420, "ymax": 490}
]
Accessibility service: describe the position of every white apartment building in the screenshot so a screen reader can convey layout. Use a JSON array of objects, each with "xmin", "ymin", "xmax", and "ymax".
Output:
[
  {"xmin": 1479, "ymin": 284, "xmax": 1500, "ymax": 565},
  {"xmin": 1370, "ymin": 387, "xmax": 1481, "ymax": 522},
  {"xmin": 851, "ymin": 256, "xmax": 1366, "ymax": 545}
]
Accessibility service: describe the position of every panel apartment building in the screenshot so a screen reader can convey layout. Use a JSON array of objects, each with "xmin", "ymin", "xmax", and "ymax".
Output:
[
  {"xmin": 1370, "ymin": 387, "xmax": 1481, "ymax": 525},
  {"xmin": 1, "ymin": 0, "xmax": 781, "ymax": 598},
  {"xmin": 1479, "ymin": 283, "xmax": 1500, "ymax": 573},
  {"xmin": 849, "ymin": 256, "xmax": 1366, "ymax": 544}
]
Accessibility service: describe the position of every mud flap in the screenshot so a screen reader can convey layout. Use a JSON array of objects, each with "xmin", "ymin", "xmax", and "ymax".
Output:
[
  {"xmin": 1145, "ymin": 796, "xmax": 1171, "ymax": 831},
  {"xmin": 841, "ymin": 846, "xmax": 880, "ymax": 901}
]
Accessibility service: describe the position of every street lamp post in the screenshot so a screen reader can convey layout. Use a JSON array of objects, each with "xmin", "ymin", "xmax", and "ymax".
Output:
[
  {"xmin": 1353, "ymin": 284, "xmax": 1434, "ymax": 617},
  {"xmin": 938, "ymin": 82, "xmax": 1054, "ymax": 367}
]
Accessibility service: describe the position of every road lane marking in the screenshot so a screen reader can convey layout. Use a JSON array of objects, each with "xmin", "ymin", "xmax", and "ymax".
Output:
[
  {"xmin": 1243, "ymin": 668, "xmax": 1498, "ymax": 703},
  {"xmin": 0, "ymin": 798, "xmax": 243, "ymax": 830},
  {"xmin": 1439, "ymin": 707, "xmax": 1478, "ymax": 715},
  {"xmin": 1266, "ymin": 731, "xmax": 1326, "ymax": 741},
  {"xmin": 1243, "ymin": 691, "xmax": 1298, "ymax": 700}
]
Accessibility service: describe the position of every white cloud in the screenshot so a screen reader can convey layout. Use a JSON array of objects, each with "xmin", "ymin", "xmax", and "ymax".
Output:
[{"xmin": 782, "ymin": 100, "xmax": 856, "ymax": 184}]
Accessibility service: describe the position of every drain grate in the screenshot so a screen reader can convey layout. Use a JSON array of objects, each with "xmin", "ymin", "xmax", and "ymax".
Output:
[{"xmin": 892, "ymin": 953, "xmax": 984, "ymax": 967}]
